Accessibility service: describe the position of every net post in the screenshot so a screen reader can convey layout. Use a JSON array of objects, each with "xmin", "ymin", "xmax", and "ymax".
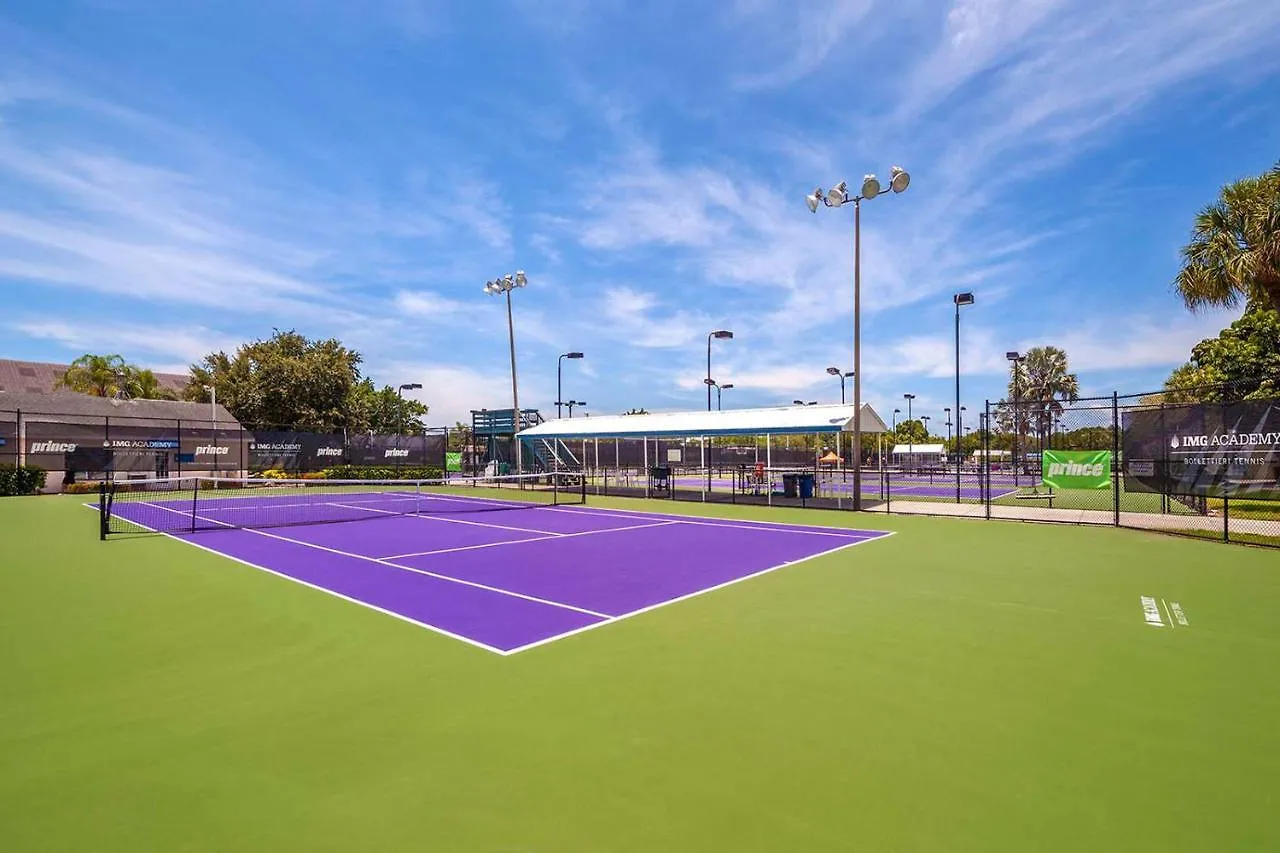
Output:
[
  {"xmin": 99, "ymin": 481, "xmax": 108, "ymax": 540},
  {"xmin": 190, "ymin": 478, "xmax": 199, "ymax": 533}
]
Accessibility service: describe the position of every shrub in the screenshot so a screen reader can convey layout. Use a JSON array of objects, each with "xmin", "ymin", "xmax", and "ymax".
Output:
[
  {"xmin": 0, "ymin": 464, "xmax": 48, "ymax": 496},
  {"xmin": 63, "ymin": 481, "xmax": 102, "ymax": 495},
  {"xmin": 321, "ymin": 465, "xmax": 443, "ymax": 481},
  {"xmin": 300, "ymin": 471, "xmax": 329, "ymax": 480}
]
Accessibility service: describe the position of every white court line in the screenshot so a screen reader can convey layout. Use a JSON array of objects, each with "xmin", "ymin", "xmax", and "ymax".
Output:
[
  {"xmin": 500, "ymin": 529, "xmax": 896, "ymax": 656},
  {"xmin": 87, "ymin": 504, "xmax": 508, "ymax": 656},
  {"xmin": 100, "ymin": 501, "xmax": 893, "ymax": 656},
  {"xmin": 547, "ymin": 505, "xmax": 885, "ymax": 539},
  {"xmin": 1161, "ymin": 598, "xmax": 1176, "ymax": 630},
  {"xmin": 184, "ymin": 492, "xmax": 419, "ymax": 513},
  {"xmin": 379, "ymin": 520, "xmax": 680, "ymax": 560},
  {"xmin": 325, "ymin": 501, "xmax": 565, "ymax": 536},
  {"xmin": 133, "ymin": 501, "xmax": 611, "ymax": 619}
]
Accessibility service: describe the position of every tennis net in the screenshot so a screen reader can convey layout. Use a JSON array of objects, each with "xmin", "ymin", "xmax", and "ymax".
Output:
[{"xmin": 98, "ymin": 471, "xmax": 586, "ymax": 538}]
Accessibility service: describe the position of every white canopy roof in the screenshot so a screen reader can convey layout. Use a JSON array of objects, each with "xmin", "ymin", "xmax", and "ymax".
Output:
[
  {"xmin": 518, "ymin": 403, "xmax": 887, "ymax": 441},
  {"xmin": 891, "ymin": 443, "xmax": 946, "ymax": 455}
]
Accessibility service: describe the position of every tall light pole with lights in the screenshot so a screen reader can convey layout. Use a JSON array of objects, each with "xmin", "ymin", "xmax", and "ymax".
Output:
[
  {"xmin": 396, "ymin": 382, "xmax": 422, "ymax": 435},
  {"xmin": 557, "ymin": 352, "xmax": 584, "ymax": 419},
  {"xmin": 1006, "ymin": 351, "xmax": 1026, "ymax": 486},
  {"xmin": 953, "ymin": 291, "xmax": 975, "ymax": 501},
  {"xmin": 807, "ymin": 165, "xmax": 910, "ymax": 510},
  {"xmin": 484, "ymin": 271, "xmax": 528, "ymax": 474},
  {"xmin": 903, "ymin": 393, "xmax": 916, "ymax": 455},
  {"xmin": 706, "ymin": 330, "xmax": 733, "ymax": 411}
]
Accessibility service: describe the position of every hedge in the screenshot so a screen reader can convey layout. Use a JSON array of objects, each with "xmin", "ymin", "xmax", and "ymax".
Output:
[
  {"xmin": 0, "ymin": 465, "xmax": 48, "ymax": 496},
  {"xmin": 321, "ymin": 465, "xmax": 444, "ymax": 481}
]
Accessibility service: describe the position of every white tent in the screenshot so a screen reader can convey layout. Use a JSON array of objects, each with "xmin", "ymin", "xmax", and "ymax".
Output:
[
  {"xmin": 890, "ymin": 443, "xmax": 946, "ymax": 467},
  {"xmin": 517, "ymin": 403, "xmax": 887, "ymax": 440}
]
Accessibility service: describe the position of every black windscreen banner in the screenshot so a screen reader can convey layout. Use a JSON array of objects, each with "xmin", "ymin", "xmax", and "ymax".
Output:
[{"xmin": 1123, "ymin": 399, "xmax": 1280, "ymax": 498}]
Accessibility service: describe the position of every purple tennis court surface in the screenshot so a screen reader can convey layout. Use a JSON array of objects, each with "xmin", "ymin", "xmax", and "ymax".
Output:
[{"xmin": 108, "ymin": 493, "xmax": 891, "ymax": 655}]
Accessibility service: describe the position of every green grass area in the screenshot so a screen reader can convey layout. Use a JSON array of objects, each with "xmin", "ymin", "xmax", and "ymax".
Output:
[
  {"xmin": 3, "ymin": 494, "xmax": 1279, "ymax": 851},
  {"xmin": 1169, "ymin": 527, "xmax": 1280, "ymax": 548},
  {"xmin": 1207, "ymin": 497, "xmax": 1280, "ymax": 521}
]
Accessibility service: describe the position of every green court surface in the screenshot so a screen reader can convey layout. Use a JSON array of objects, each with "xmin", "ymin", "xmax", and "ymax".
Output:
[{"xmin": 2, "ymin": 494, "xmax": 1278, "ymax": 851}]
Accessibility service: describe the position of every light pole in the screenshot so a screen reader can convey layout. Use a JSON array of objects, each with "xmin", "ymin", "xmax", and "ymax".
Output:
[
  {"xmin": 807, "ymin": 165, "xmax": 910, "ymax": 511},
  {"xmin": 485, "ymin": 271, "xmax": 528, "ymax": 474},
  {"xmin": 707, "ymin": 330, "xmax": 733, "ymax": 411},
  {"xmin": 953, "ymin": 291, "xmax": 975, "ymax": 500},
  {"xmin": 903, "ymin": 393, "xmax": 915, "ymax": 455},
  {"xmin": 204, "ymin": 384, "xmax": 217, "ymax": 480},
  {"xmin": 556, "ymin": 352, "xmax": 584, "ymax": 419},
  {"xmin": 396, "ymin": 383, "xmax": 422, "ymax": 435},
  {"xmin": 892, "ymin": 408, "xmax": 900, "ymax": 431},
  {"xmin": 567, "ymin": 400, "xmax": 585, "ymax": 418},
  {"xmin": 944, "ymin": 407, "xmax": 952, "ymax": 444},
  {"xmin": 1006, "ymin": 351, "xmax": 1025, "ymax": 486},
  {"xmin": 716, "ymin": 383, "xmax": 733, "ymax": 410},
  {"xmin": 826, "ymin": 367, "xmax": 855, "ymax": 404}
]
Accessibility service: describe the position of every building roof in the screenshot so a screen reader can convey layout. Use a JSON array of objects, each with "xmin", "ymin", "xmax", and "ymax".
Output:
[
  {"xmin": 0, "ymin": 359, "xmax": 188, "ymax": 395},
  {"xmin": 0, "ymin": 390, "xmax": 240, "ymax": 427},
  {"xmin": 517, "ymin": 403, "xmax": 888, "ymax": 440},
  {"xmin": 891, "ymin": 443, "xmax": 946, "ymax": 454}
]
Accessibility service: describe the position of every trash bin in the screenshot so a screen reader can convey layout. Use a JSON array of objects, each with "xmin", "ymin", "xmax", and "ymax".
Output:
[
  {"xmin": 782, "ymin": 473, "xmax": 799, "ymax": 498},
  {"xmin": 799, "ymin": 473, "xmax": 816, "ymax": 499}
]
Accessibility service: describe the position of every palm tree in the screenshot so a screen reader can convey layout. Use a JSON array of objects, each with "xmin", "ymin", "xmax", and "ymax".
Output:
[
  {"xmin": 122, "ymin": 367, "xmax": 177, "ymax": 400},
  {"xmin": 56, "ymin": 354, "xmax": 129, "ymax": 397},
  {"xmin": 1175, "ymin": 162, "xmax": 1280, "ymax": 314},
  {"xmin": 1007, "ymin": 346, "xmax": 1079, "ymax": 446}
]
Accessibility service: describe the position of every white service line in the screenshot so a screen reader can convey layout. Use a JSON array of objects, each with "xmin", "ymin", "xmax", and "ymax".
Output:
[
  {"xmin": 380, "ymin": 520, "xmax": 680, "ymax": 560},
  {"xmin": 500, "ymin": 529, "xmax": 895, "ymax": 656},
  {"xmin": 547, "ymin": 505, "xmax": 884, "ymax": 538},
  {"xmin": 90, "ymin": 503, "xmax": 509, "ymax": 655},
  {"xmin": 135, "ymin": 501, "xmax": 612, "ymax": 620},
  {"xmin": 325, "ymin": 501, "xmax": 566, "ymax": 536}
]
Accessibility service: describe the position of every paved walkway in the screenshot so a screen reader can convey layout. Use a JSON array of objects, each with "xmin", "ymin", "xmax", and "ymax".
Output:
[{"xmin": 867, "ymin": 499, "xmax": 1279, "ymax": 537}]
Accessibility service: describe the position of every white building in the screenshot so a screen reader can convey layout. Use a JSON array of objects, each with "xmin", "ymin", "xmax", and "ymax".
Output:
[{"xmin": 890, "ymin": 443, "xmax": 945, "ymax": 468}]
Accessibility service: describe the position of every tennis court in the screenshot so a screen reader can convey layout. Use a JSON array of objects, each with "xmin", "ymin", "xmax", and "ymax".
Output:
[
  {"xmin": 6, "ymin": 485, "xmax": 1280, "ymax": 851},
  {"xmin": 98, "ymin": 476, "xmax": 890, "ymax": 654}
]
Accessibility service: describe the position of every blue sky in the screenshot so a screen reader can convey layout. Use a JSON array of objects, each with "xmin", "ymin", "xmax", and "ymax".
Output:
[{"xmin": 2, "ymin": 1, "xmax": 1279, "ymax": 428}]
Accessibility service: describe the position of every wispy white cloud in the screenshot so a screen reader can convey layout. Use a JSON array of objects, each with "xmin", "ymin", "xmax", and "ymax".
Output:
[
  {"xmin": 12, "ymin": 319, "xmax": 239, "ymax": 369},
  {"xmin": 726, "ymin": 0, "xmax": 877, "ymax": 91}
]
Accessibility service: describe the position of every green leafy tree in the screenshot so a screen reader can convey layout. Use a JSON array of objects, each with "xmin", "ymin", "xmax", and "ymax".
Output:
[
  {"xmin": 1158, "ymin": 307, "xmax": 1280, "ymax": 402},
  {"xmin": 1175, "ymin": 162, "xmax": 1280, "ymax": 314},
  {"xmin": 891, "ymin": 419, "xmax": 929, "ymax": 444},
  {"xmin": 448, "ymin": 421, "xmax": 472, "ymax": 452},
  {"xmin": 184, "ymin": 330, "xmax": 363, "ymax": 430},
  {"xmin": 56, "ymin": 354, "xmax": 129, "ymax": 397}
]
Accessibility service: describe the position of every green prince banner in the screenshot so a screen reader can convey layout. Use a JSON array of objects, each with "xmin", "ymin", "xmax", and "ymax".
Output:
[{"xmin": 1042, "ymin": 450, "xmax": 1112, "ymax": 490}]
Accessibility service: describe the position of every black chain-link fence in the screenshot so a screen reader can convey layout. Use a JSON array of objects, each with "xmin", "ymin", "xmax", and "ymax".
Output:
[{"xmin": 0, "ymin": 409, "xmax": 453, "ymax": 488}]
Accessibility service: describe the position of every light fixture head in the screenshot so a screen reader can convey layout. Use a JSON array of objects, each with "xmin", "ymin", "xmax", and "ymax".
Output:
[
  {"xmin": 844, "ymin": 371, "xmax": 855, "ymax": 377},
  {"xmin": 793, "ymin": 399, "xmax": 805, "ymax": 405},
  {"xmin": 826, "ymin": 180, "xmax": 849, "ymax": 207},
  {"xmin": 903, "ymin": 393, "xmax": 915, "ymax": 400},
  {"xmin": 712, "ymin": 329, "xmax": 734, "ymax": 340},
  {"xmin": 890, "ymin": 165, "xmax": 910, "ymax": 193},
  {"xmin": 515, "ymin": 270, "xmax": 528, "ymax": 287},
  {"xmin": 860, "ymin": 174, "xmax": 881, "ymax": 198},
  {"xmin": 483, "ymin": 282, "xmax": 493, "ymax": 293},
  {"xmin": 721, "ymin": 383, "xmax": 734, "ymax": 390},
  {"xmin": 1005, "ymin": 351, "xmax": 1022, "ymax": 361},
  {"xmin": 954, "ymin": 291, "xmax": 975, "ymax": 306},
  {"xmin": 565, "ymin": 351, "xmax": 584, "ymax": 359},
  {"xmin": 704, "ymin": 378, "xmax": 717, "ymax": 386},
  {"xmin": 805, "ymin": 188, "xmax": 823, "ymax": 213},
  {"xmin": 826, "ymin": 366, "xmax": 840, "ymax": 376}
]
